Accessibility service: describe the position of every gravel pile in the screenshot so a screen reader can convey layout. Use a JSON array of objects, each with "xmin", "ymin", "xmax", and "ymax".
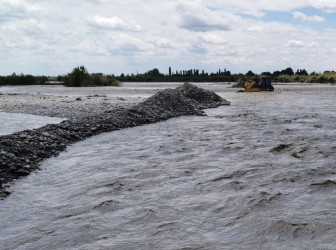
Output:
[{"xmin": 0, "ymin": 83, "xmax": 230, "ymax": 198}]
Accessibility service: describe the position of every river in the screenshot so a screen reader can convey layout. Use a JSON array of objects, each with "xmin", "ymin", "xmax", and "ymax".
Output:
[
  {"xmin": 0, "ymin": 112, "xmax": 64, "ymax": 136},
  {"xmin": 1, "ymin": 83, "xmax": 336, "ymax": 249}
]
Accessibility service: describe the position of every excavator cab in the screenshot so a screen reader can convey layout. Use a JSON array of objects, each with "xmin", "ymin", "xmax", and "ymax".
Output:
[
  {"xmin": 259, "ymin": 77, "xmax": 272, "ymax": 89},
  {"xmin": 244, "ymin": 76, "xmax": 274, "ymax": 92}
]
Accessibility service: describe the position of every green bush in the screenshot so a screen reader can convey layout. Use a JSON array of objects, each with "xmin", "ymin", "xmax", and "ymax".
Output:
[
  {"xmin": 277, "ymin": 75, "xmax": 292, "ymax": 83},
  {"xmin": 64, "ymin": 66, "xmax": 89, "ymax": 87},
  {"xmin": 64, "ymin": 66, "xmax": 120, "ymax": 87},
  {"xmin": 327, "ymin": 76, "xmax": 335, "ymax": 83}
]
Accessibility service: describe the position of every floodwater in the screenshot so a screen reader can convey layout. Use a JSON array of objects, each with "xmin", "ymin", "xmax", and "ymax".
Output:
[
  {"xmin": 1, "ymin": 84, "xmax": 336, "ymax": 249},
  {"xmin": 0, "ymin": 112, "xmax": 64, "ymax": 136}
]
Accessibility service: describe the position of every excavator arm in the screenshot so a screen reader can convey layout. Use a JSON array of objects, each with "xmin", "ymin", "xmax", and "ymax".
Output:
[{"xmin": 244, "ymin": 81, "xmax": 258, "ymax": 92}]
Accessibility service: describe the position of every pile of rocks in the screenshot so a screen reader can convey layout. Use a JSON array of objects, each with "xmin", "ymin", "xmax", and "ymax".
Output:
[{"xmin": 0, "ymin": 83, "xmax": 230, "ymax": 198}]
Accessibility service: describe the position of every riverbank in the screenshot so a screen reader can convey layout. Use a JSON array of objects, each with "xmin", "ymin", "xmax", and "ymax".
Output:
[
  {"xmin": 0, "ymin": 92, "xmax": 141, "ymax": 118},
  {"xmin": 0, "ymin": 83, "xmax": 230, "ymax": 198}
]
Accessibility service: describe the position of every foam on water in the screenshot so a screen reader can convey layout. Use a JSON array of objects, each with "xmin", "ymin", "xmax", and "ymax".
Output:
[{"xmin": 1, "ymin": 85, "xmax": 336, "ymax": 249}]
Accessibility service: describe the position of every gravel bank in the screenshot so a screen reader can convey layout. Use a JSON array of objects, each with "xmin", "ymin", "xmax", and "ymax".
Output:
[
  {"xmin": 0, "ymin": 93, "xmax": 142, "ymax": 118},
  {"xmin": 0, "ymin": 83, "xmax": 230, "ymax": 198}
]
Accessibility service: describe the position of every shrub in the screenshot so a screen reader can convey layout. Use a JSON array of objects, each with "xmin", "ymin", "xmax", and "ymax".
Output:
[
  {"xmin": 64, "ymin": 66, "xmax": 120, "ymax": 87},
  {"xmin": 277, "ymin": 75, "xmax": 292, "ymax": 83},
  {"xmin": 64, "ymin": 66, "xmax": 89, "ymax": 87}
]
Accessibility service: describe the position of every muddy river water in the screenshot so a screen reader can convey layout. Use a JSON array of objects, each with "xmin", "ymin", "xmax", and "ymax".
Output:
[{"xmin": 1, "ymin": 83, "xmax": 336, "ymax": 249}]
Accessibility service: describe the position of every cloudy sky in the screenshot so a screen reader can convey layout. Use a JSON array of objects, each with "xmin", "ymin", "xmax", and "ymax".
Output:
[{"xmin": 1, "ymin": 0, "xmax": 336, "ymax": 76}]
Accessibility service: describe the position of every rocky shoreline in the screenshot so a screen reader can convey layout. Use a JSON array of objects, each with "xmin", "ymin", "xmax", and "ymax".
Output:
[{"xmin": 0, "ymin": 83, "xmax": 230, "ymax": 199}]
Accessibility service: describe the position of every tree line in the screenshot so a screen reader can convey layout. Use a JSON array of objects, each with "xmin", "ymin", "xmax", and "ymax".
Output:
[
  {"xmin": 0, "ymin": 66, "xmax": 335, "ymax": 86},
  {"xmin": 116, "ymin": 67, "xmax": 336, "ymax": 84},
  {"xmin": 0, "ymin": 66, "xmax": 120, "ymax": 87},
  {"xmin": 0, "ymin": 73, "xmax": 48, "ymax": 85}
]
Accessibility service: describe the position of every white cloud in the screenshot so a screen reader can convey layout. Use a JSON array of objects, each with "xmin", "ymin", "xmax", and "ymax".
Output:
[
  {"xmin": 176, "ymin": 2, "xmax": 230, "ymax": 32},
  {"xmin": 208, "ymin": 0, "xmax": 310, "ymax": 17},
  {"xmin": 87, "ymin": 15, "xmax": 141, "ymax": 31},
  {"xmin": 189, "ymin": 44, "xmax": 207, "ymax": 54},
  {"xmin": 86, "ymin": 0, "xmax": 107, "ymax": 3},
  {"xmin": 308, "ymin": 42, "xmax": 318, "ymax": 48},
  {"xmin": 0, "ymin": 0, "xmax": 43, "ymax": 20},
  {"xmin": 199, "ymin": 33, "xmax": 228, "ymax": 44},
  {"xmin": 1, "ymin": 18, "xmax": 46, "ymax": 36},
  {"xmin": 292, "ymin": 11, "xmax": 325, "ymax": 22},
  {"xmin": 310, "ymin": 0, "xmax": 336, "ymax": 13},
  {"xmin": 287, "ymin": 40, "xmax": 305, "ymax": 48},
  {"xmin": 76, "ymin": 39, "xmax": 109, "ymax": 56},
  {"xmin": 0, "ymin": 0, "xmax": 335, "ymax": 75},
  {"xmin": 179, "ymin": 16, "xmax": 229, "ymax": 32},
  {"xmin": 147, "ymin": 36, "xmax": 174, "ymax": 49},
  {"xmin": 247, "ymin": 22, "xmax": 296, "ymax": 34}
]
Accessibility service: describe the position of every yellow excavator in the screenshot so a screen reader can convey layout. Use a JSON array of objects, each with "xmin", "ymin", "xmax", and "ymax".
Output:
[{"xmin": 244, "ymin": 77, "xmax": 274, "ymax": 92}]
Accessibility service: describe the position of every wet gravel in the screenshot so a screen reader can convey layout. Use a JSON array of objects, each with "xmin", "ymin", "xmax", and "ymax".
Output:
[{"xmin": 0, "ymin": 93, "xmax": 140, "ymax": 118}]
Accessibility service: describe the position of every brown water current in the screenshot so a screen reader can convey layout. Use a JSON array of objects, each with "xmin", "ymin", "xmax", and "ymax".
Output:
[{"xmin": 1, "ymin": 84, "xmax": 336, "ymax": 249}]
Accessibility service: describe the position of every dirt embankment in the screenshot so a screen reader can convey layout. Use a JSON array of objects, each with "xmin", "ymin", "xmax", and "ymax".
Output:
[{"xmin": 0, "ymin": 83, "xmax": 230, "ymax": 198}]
